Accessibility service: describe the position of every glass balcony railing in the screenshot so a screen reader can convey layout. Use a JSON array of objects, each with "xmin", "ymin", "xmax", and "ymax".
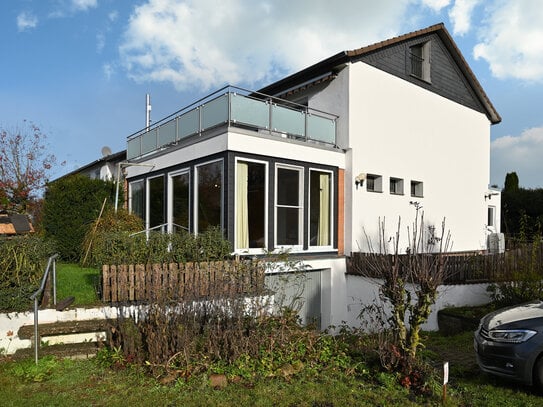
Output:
[{"xmin": 127, "ymin": 86, "xmax": 338, "ymax": 160}]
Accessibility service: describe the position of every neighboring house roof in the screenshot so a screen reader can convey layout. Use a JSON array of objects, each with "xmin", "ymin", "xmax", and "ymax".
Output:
[
  {"xmin": 55, "ymin": 150, "xmax": 127, "ymax": 181},
  {"xmin": 0, "ymin": 213, "xmax": 34, "ymax": 235},
  {"xmin": 258, "ymin": 23, "xmax": 501, "ymax": 124}
]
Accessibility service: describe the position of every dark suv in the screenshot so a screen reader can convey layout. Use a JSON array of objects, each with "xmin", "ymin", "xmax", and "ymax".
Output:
[{"xmin": 474, "ymin": 301, "xmax": 543, "ymax": 387}]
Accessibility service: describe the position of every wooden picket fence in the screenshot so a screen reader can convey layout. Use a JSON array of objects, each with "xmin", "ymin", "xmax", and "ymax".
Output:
[
  {"xmin": 347, "ymin": 243, "xmax": 543, "ymax": 285},
  {"xmin": 102, "ymin": 260, "xmax": 266, "ymax": 303}
]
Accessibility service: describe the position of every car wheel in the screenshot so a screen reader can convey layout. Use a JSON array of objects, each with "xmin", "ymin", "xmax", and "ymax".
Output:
[{"xmin": 534, "ymin": 357, "xmax": 543, "ymax": 390}]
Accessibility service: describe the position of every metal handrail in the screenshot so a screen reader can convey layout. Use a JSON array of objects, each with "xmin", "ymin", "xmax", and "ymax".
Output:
[
  {"xmin": 129, "ymin": 223, "xmax": 189, "ymax": 237},
  {"xmin": 30, "ymin": 253, "xmax": 59, "ymax": 364}
]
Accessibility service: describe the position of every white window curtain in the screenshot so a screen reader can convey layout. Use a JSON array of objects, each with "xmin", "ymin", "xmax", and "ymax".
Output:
[
  {"xmin": 318, "ymin": 173, "xmax": 330, "ymax": 246},
  {"xmin": 236, "ymin": 162, "xmax": 249, "ymax": 248}
]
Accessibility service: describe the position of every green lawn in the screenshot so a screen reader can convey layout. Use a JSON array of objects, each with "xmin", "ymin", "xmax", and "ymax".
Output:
[
  {"xmin": 55, "ymin": 263, "xmax": 101, "ymax": 307},
  {"xmin": 2, "ymin": 331, "xmax": 543, "ymax": 407}
]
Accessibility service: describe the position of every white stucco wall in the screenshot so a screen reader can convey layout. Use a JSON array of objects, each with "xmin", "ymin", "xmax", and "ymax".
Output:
[
  {"xmin": 344, "ymin": 275, "xmax": 492, "ymax": 331},
  {"xmin": 347, "ymin": 63, "xmax": 492, "ymax": 254},
  {"xmin": 0, "ymin": 306, "xmax": 128, "ymax": 355},
  {"xmin": 126, "ymin": 130, "xmax": 344, "ymax": 179},
  {"xmin": 307, "ymin": 62, "xmax": 495, "ymax": 254}
]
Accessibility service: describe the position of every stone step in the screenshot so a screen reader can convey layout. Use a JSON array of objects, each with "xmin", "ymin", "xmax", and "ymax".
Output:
[
  {"xmin": 18, "ymin": 319, "xmax": 110, "ymax": 340},
  {"xmin": 11, "ymin": 341, "xmax": 100, "ymax": 361}
]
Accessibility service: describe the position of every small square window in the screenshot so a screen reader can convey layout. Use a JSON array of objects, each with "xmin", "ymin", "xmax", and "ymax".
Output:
[
  {"xmin": 410, "ymin": 181, "xmax": 423, "ymax": 197},
  {"xmin": 366, "ymin": 174, "xmax": 382, "ymax": 193},
  {"xmin": 390, "ymin": 177, "xmax": 404, "ymax": 195}
]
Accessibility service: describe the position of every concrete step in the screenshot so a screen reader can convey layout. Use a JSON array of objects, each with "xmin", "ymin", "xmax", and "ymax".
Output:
[
  {"xmin": 14, "ymin": 319, "xmax": 110, "ymax": 360},
  {"xmin": 18, "ymin": 319, "xmax": 110, "ymax": 339},
  {"xmin": 11, "ymin": 341, "xmax": 100, "ymax": 360}
]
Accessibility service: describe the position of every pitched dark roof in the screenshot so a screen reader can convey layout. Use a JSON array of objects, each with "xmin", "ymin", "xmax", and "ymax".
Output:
[{"xmin": 258, "ymin": 23, "xmax": 500, "ymax": 124}]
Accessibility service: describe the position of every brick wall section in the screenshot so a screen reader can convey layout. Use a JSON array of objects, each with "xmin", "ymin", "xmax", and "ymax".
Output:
[{"xmin": 337, "ymin": 169, "xmax": 345, "ymax": 255}]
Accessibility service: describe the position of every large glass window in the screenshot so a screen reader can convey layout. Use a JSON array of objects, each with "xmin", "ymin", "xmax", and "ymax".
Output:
[
  {"xmin": 309, "ymin": 170, "xmax": 332, "ymax": 247},
  {"xmin": 169, "ymin": 171, "xmax": 190, "ymax": 233},
  {"xmin": 276, "ymin": 166, "xmax": 303, "ymax": 246},
  {"xmin": 236, "ymin": 160, "xmax": 266, "ymax": 250},
  {"xmin": 129, "ymin": 180, "xmax": 144, "ymax": 220},
  {"xmin": 196, "ymin": 160, "xmax": 223, "ymax": 233},
  {"xmin": 147, "ymin": 176, "xmax": 165, "ymax": 230}
]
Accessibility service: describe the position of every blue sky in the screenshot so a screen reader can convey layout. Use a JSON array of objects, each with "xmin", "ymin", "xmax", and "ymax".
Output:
[{"xmin": 2, "ymin": 0, "xmax": 543, "ymax": 188}]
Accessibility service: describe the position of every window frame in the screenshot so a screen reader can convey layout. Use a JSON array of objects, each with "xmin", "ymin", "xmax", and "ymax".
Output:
[
  {"xmin": 167, "ymin": 168, "xmax": 191, "ymax": 234},
  {"xmin": 366, "ymin": 174, "xmax": 382, "ymax": 193},
  {"xmin": 410, "ymin": 180, "xmax": 424, "ymax": 198},
  {"xmin": 308, "ymin": 168, "xmax": 334, "ymax": 249},
  {"xmin": 234, "ymin": 157, "xmax": 268, "ymax": 253},
  {"xmin": 389, "ymin": 177, "xmax": 404, "ymax": 195},
  {"xmin": 274, "ymin": 163, "xmax": 304, "ymax": 249},
  {"xmin": 194, "ymin": 158, "xmax": 224, "ymax": 235},
  {"xmin": 146, "ymin": 174, "xmax": 166, "ymax": 232},
  {"xmin": 409, "ymin": 41, "xmax": 431, "ymax": 82},
  {"xmin": 128, "ymin": 179, "xmax": 145, "ymax": 221},
  {"xmin": 488, "ymin": 206, "xmax": 496, "ymax": 228}
]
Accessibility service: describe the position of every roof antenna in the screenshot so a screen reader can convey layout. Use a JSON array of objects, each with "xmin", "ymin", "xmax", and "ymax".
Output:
[{"xmin": 145, "ymin": 93, "xmax": 152, "ymax": 130}]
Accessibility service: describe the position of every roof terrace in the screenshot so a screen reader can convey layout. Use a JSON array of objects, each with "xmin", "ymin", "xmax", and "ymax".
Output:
[{"xmin": 126, "ymin": 86, "xmax": 338, "ymax": 160}]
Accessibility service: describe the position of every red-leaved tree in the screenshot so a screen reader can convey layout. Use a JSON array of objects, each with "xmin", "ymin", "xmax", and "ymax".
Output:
[{"xmin": 0, "ymin": 121, "xmax": 59, "ymax": 213}]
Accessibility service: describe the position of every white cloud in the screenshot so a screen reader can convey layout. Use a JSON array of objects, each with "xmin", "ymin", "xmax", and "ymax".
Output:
[
  {"xmin": 17, "ymin": 12, "xmax": 38, "ymax": 32},
  {"xmin": 71, "ymin": 0, "xmax": 98, "ymax": 12},
  {"xmin": 420, "ymin": 0, "xmax": 451, "ymax": 12},
  {"xmin": 103, "ymin": 63, "xmax": 114, "ymax": 80},
  {"xmin": 448, "ymin": 0, "xmax": 481, "ymax": 36},
  {"xmin": 108, "ymin": 10, "xmax": 118, "ymax": 22},
  {"xmin": 119, "ymin": 0, "xmax": 412, "ymax": 91},
  {"xmin": 491, "ymin": 126, "xmax": 543, "ymax": 188},
  {"xmin": 97, "ymin": 32, "xmax": 105, "ymax": 53},
  {"xmin": 473, "ymin": 0, "xmax": 543, "ymax": 82}
]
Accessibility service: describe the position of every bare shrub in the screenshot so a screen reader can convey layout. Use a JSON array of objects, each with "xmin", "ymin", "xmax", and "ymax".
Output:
[{"xmin": 354, "ymin": 212, "xmax": 451, "ymax": 375}]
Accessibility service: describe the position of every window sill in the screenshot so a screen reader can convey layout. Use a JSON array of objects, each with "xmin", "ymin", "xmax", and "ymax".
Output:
[{"xmin": 409, "ymin": 73, "xmax": 432, "ymax": 85}]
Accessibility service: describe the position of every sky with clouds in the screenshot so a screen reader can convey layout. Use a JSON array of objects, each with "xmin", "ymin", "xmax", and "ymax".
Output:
[{"xmin": 1, "ymin": 0, "xmax": 543, "ymax": 188}]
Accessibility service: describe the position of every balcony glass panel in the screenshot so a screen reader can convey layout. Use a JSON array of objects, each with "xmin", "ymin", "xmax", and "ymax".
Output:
[
  {"xmin": 141, "ymin": 129, "xmax": 158, "ymax": 155},
  {"xmin": 178, "ymin": 108, "xmax": 199, "ymax": 140},
  {"xmin": 231, "ymin": 94, "xmax": 269, "ymax": 129},
  {"xmin": 271, "ymin": 104, "xmax": 305, "ymax": 138},
  {"xmin": 127, "ymin": 138, "xmax": 140, "ymax": 160},
  {"xmin": 202, "ymin": 94, "xmax": 228, "ymax": 130},
  {"xmin": 307, "ymin": 114, "xmax": 335, "ymax": 144},
  {"xmin": 158, "ymin": 119, "xmax": 176, "ymax": 147}
]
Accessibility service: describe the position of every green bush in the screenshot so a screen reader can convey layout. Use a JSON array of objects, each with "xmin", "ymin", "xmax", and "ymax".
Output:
[
  {"xmin": 41, "ymin": 174, "xmax": 117, "ymax": 261},
  {"xmin": 85, "ymin": 224, "xmax": 231, "ymax": 267},
  {"xmin": 0, "ymin": 235, "xmax": 56, "ymax": 311}
]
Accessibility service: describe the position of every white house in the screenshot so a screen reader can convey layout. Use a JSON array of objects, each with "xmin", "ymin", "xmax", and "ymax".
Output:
[{"xmin": 122, "ymin": 23, "xmax": 501, "ymax": 328}]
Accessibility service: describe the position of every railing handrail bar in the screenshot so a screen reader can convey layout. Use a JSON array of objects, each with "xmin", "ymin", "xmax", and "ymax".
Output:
[
  {"xmin": 30, "ymin": 253, "xmax": 59, "ymax": 301},
  {"xmin": 128, "ymin": 223, "xmax": 189, "ymax": 237},
  {"xmin": 126, "ymin": 85, "xmax": 338, "ymax": 141},
  {"xmin": 30, "ymin": 253, "xmax": 58, "ymax": 365}
]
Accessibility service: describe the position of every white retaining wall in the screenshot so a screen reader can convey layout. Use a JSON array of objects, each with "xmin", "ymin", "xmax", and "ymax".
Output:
[
  {"xmin": 343, "ymin": 275, "xmax": 492, "ymax": 331},
  {"xmin": 0, "ymin": 277, "xmax": 493, "ymax": 355},
  {"xmin": 0, "ymin": 306, "xmax": 133, "ymax": 355}
]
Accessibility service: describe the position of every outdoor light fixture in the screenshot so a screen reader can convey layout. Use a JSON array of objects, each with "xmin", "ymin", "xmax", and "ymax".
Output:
[
  {"xmin": 485, "ymin": 192, "xmax": 499, "ymax": 201},
  {"xmin": 355, "ymin": 173, "xmax": 366, "ymax": 189}
]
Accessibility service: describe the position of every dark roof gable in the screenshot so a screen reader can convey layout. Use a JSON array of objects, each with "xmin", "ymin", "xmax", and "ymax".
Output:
[{"xmin": 258, "ymin": 23, "xmax": 500, "ymax": 124}]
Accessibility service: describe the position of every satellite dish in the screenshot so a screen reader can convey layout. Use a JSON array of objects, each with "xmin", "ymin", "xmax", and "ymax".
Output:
[{"xmin": 101, "ymin": 146, "xmax": 112, "ymax": 157}]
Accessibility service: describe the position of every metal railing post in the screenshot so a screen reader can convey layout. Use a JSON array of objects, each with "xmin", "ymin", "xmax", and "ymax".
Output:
[{"xmin": 30, "ymin": 253, "xmax": 59, "ymax": 365}]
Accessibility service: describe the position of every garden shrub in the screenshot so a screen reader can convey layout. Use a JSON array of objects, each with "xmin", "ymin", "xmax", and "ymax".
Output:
[
  {"xmin": 0, "ymin": 235, "xmax": 56, "ymax": 311},
  {"xmin": 84, "ymin": 223, "xmax": 231, "ymax": 267},
  {"xmin": 41, "ymin": 174, "xmax": 117, "ymax": 261}
]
